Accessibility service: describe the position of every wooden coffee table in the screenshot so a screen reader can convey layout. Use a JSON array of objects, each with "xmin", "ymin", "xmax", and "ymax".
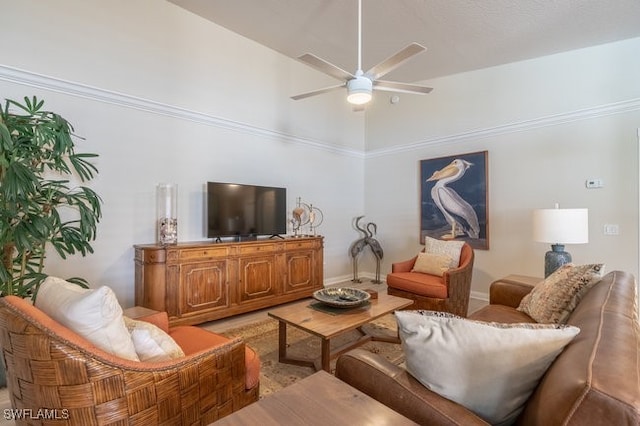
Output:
[
  {"xmin": 267, "ymin": 292, "xmax": 413, "ymax": 372},
  {"xmin": 211, "ymin": 370, "xmax": 418, "ymax": 425}
]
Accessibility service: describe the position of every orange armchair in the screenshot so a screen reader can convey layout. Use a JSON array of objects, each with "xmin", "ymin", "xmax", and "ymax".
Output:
[
  {"xmin": 0, "ymin": 296, "xmax": 259, "ymax": 425},
  {"xmin": 386, "ymin": 243, "xmax": 474, "ymax": 317}
]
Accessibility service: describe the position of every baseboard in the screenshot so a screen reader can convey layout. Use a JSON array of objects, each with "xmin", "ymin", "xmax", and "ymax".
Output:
[{"xmin": 471, "ymin": 290, "xmax": 489, "ymax": 302}]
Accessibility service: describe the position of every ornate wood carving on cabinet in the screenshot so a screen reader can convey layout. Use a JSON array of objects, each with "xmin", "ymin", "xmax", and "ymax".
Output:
[{"xmin": 134, "ymin": 236, "xmax": 324, "ymax": 326}]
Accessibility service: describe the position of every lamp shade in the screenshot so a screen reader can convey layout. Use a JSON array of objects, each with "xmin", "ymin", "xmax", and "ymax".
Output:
[{"xmin": 532, "ymin": 207, "xmax": 589, "ymax": 244}]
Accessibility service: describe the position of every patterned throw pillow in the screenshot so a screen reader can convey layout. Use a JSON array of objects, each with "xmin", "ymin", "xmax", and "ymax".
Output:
[
  {"xmin": 396, "ymin": 310, "xmax": 580, "ymax": 425},
  {"xmin": 424, "ymin": 236, "xmax": 464, "ymax": 266},
  {"xmin": 517, "ymin": 263, "xmax": 605, "ymax": 324},
  {"xmin": 124, "ymin": 317, "xmax": 185, "ymax": 362},
  {"xmin": 412, "ymin": 252, "xmax": 455, "ymax": 276}
]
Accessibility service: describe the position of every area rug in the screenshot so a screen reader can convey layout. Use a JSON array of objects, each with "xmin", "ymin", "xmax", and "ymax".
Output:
[{"xmin": 220, "ymin": 313, "xmax": 404, "ymax": 397}]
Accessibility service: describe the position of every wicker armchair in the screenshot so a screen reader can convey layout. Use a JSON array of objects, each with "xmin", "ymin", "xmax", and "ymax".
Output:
[
  {"xmin": 0, "ymin": 296, "xmax": 259, "ymax": 425},
  {"xmin": 386, "ymin": 243, "xmax": 475, "ymax": 317}
]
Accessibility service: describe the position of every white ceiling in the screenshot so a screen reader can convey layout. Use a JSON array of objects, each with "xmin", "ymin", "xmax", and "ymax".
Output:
[{"xmin": 168, "ymin": 0, "xmax": 640, "ymax": 84}]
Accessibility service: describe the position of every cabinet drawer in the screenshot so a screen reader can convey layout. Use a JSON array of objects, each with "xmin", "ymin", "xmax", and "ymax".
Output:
[
  {"xmin": 238, "ymin": 244, "xmax": 276, "ymax": 255},
  {"xmin": 135, "ymin": 248, "xmax": 166, "ymax": 263},
  {"xmin": 178, "ymin": 247, "xmax": 229, "ymax": 260},
  {"xmin": 285, "ymin": 240, "xmax": 316, "ymax": 250}
]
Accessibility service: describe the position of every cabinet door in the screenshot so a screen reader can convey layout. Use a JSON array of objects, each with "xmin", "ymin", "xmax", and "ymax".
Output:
[
  {"xmin": 283, "ymin": 250, "xmax": 316, "ymax": 293},
  {"xmin": 179, "ymin": 261, "xmax": 229, "ymax": 314},
  {"xmin": 238, "ymin": 255, "xmax": 277, "ymax": 302}
]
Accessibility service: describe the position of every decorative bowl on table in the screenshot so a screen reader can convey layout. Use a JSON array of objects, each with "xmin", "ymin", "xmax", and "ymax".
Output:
[{"xmin": 313, "ymin": 287, "xmax": 371, "ymax": 308}]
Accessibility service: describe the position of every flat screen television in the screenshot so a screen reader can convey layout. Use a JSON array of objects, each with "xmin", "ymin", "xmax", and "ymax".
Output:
[{"xmin": 206, "ymin": 182, "xmax": 287, "ymax": 239}]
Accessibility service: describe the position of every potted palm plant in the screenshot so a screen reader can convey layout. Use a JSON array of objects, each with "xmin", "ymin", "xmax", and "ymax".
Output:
[{"xmin": 0, "ymin": 96, "xmax": 103, "ymax": 299}]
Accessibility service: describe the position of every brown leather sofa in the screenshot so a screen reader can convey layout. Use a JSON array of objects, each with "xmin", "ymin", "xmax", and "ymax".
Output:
[
  {"xmin": 336, "ymin": 271, "xmax": 640, "ymax": 425},
  {"xmin": 386, "ymin": 243, "xmax": 474, "ymax": 317},
  {"xmin": 0, "ymin": 296, "xmax": 260, "ymax": 425}
]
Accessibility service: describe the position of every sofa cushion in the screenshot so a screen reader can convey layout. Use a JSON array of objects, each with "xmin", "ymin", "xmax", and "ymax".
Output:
[
  {"xmin": 170, "ymin": 326, "xmax": 260, "ymax": 390},
  {"xmin": 386, "ymin": 272, "xmax": 448, "ymax": 298},
  {"xmin": 396, "ymin": 310, "xmax": 580, "ymax": 425},
  {"xmin": 517, "ymin": 263, "xmax": 604, "ymax": 324},
  {"xmin": 124, "ymin": 317, "xmax": 185, "ymax": 362},
  {"xmin": 424, "ymin": 236, "xmax": 464, "ymax": 266},
  {"xmin": 412, "ymin": 252, "xmax": 454, "ymax": 276},
  {"xmin": 35, "ymin": 276, "xmax": 139, "ymax": 361},
  {"xmin": 469, "ymin": 303, "xmax": 536, "ymax": 324}
]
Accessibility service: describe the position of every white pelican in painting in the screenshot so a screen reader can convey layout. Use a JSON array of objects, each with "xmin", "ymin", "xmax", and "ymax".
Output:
[{"xmin": 427, "ymin": 159, "xmax": 480, "ymax": 239}]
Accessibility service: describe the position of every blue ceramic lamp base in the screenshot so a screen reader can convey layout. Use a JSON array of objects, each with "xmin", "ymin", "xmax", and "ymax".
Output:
[{"xmin": 544, "ymin": 244, "xmax": 572, "ymax": 277}]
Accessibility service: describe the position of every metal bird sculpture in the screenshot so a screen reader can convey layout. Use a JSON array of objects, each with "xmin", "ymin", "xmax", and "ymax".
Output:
[
  {"xmin": 427, "ymin": 159, "xmax": 480, "ymax": 240},
  {"xmin": 349, "ymin": 216, "xmax": 384, "ymax": 283}
]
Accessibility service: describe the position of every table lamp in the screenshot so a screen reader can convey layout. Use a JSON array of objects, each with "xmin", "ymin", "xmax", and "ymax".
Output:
[{"xmin": 532, "ymin": 204, "xmax": 589, "ymax": 277}]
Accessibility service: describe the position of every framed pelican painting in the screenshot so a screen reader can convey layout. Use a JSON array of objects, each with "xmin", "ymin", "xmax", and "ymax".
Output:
[{"xmin": 420, "ymin": 150, "xmax": 489, "ymax": 250}]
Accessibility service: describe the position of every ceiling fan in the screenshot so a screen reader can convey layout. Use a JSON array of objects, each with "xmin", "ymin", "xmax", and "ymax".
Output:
[{"xmin": 291, "ymin": 0, "xmax": 433, "ymax": 107}]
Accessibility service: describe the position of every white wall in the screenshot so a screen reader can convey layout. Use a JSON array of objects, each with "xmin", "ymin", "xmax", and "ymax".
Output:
[
  {"xmin": 365, "ymin": 38, "xmax": 640, "ymax": 296},
  {"xmin": 0, "ymin": 0, "xmax": 365, "ymax": 306}
]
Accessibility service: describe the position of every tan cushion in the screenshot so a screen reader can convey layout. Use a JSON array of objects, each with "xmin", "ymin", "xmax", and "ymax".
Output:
[
  {"xmin": 412, "ymin": 252, "xmax": 454, "ymax": 276},
  {"xmin": 124, "ymin": 317, "xmax": 185, "ymax": 362},
  {"xmin": 35, "ymin": 276, "xmax": 139, "ymax": 361},
  {"xmin": 517, "ymin": 263, "xmax": 605, "ymax": 324},
  {"xmin": 424, "ymin": 236, "xmax": 464, "ymax": 266},
  {"xmin": 396, "ymin": 310, "xmax": 579, "ymax": 425}
]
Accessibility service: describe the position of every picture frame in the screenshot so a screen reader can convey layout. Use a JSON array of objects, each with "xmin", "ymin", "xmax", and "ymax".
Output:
[{"xmin": 420, "ymin": 150, "xmax": 489, "ymax": 250}]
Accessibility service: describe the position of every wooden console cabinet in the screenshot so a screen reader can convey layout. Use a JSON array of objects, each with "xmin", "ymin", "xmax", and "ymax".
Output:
[{"xmin": 134, "ymin": 236, "xmax": 323, "ymax": 326}]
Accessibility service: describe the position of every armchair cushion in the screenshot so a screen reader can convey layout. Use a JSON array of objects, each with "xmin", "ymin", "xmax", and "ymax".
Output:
[
  {"xmin": 396, "ymin": 310, "xmax": 580, "ymax": 425},
  {"xmin": 412, "ymin": 252, "xmax": 455, "ymax": 276},
  {"xmin": 35, "ymin": 276, "xmax": 139, "ymax": 361},
  {"xmin": 387, "ymin": 272, "xmax": 448, "ymax": 298},
  {"xmin": 170, "ymin": 326, "xmax": 261, "ymax": 390},
  {"xmin": 517, "ymin": 263, "xmax": 605, "ymax": 324},
  {"xmin": 424, "ymin": 236, "xmax": 464, "ymax": 265}
]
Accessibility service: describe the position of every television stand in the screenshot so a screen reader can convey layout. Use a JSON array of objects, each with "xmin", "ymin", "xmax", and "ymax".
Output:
[
  {"xmin": 269, "ymin": 234, "xmax": 285, "ymax": 239},
  {"xmin": 134, "ymin": 236, "xmax": 324, "ymax": 326}
]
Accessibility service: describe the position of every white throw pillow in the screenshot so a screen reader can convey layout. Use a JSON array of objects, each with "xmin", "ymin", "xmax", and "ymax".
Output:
[
  {"xmin": 396, "ymin": 310, "xmax": 580, "ymax": 425},
  {"xmin": 124, "ymin": 317, "xmax": 185, "ymax": 362},
  {"xmin": 35, "ymin": 276, "xmax": 139, "ymax": 361},
  {"xmin": 424, "ymin": 236, "xmax": 464, "ymax": 266},
  {"xmin": 412, "ymin": 252, "xmax": 454, "ymax": 276}
]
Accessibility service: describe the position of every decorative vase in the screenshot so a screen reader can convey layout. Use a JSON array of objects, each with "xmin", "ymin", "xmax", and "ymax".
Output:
[{"xmin": 157, "ymin": 183, "xmax": 177, "ymax": 245}]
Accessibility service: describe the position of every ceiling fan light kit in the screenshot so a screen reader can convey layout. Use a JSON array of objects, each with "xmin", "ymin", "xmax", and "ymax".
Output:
[
  {"xmin": 346, "ymin": 75, "xmax": 373, "ymax": 105},
  {"xmin": 291, "ymin": 0, "xmax": 432, "ymax": 108}
]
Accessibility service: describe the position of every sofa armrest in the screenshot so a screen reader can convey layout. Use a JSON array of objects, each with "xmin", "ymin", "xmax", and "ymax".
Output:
[
  {"xmin": 335, "ymin": 349, "xmax": 489, "ymax": 426},
  {"xmin": 489, "ymin": 276, "xmax": 540, "ymax": 308},
  {"xmin": 392, "ymin": 255, "xmax": 418, "ymax": 273}
]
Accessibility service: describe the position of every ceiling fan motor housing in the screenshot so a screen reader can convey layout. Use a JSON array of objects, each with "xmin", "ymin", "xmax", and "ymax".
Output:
[{"xmin": 347, "ymin": 75, "xmax": 373, "ymax": 104}]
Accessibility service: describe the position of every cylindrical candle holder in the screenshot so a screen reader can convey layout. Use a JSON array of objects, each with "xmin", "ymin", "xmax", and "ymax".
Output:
[{"xmin": 157, "ymin": 183, "xmax": 177, "ymax": 245}]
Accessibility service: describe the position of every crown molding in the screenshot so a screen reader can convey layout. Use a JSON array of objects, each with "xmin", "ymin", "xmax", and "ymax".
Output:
[
  {"xmin": 2, "ymin": 64, "xmax": 637, "ymax": 161},
  {"xmin": 366, "ymin": 97, "xmax": 640, "ymax": 158},
  {"xmin": 0, "ymin": 64, "xmax": 364, "ymax": 159}
]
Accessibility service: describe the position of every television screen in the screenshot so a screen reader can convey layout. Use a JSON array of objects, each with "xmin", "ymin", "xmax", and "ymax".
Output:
[{"xmin": 206, "ymin": 182, "xmax": 287, "ymax": 238}]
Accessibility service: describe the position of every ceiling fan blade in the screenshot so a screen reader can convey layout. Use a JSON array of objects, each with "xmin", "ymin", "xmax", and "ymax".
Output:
[
  {"xmin": 297, "ymin": 53, "xmax": 354, "ymax": 81},
  {"xmin": 291, "ymin": 83, "xmax": 346, "ymax": 101},
  {"xmin": 366, "ymin": 43, "xmax": 426, "ymax": 80},
  {"xmin": 374, "ymin": 80, "xmax": 433, "ymax": 94}
]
